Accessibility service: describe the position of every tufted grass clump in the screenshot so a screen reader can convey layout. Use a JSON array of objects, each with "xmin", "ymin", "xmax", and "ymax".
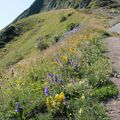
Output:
[{"xmin": 37, "ymin": 38, "xmax": 49, "ymax": 50}]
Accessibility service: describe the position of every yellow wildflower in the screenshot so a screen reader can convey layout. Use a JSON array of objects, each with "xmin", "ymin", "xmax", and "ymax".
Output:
[
  {"xmin": 69, "ymin": 47, "xmax": 77, "ymax": 53},
  {"xmin": 79, "ymin": 108, "xmax": 83, "ymax": 115},
  {"xmin": 59, "ymin": 92, "xmax": 65, "ymax": 101},
  {"xmin": 52, "ymin": 100, "xmax": 56, "ymax": 108},
  {"xmin": 69, "ymin": 113, "xmax": 72, "ymax": 116},
  {"xmin": 59, "ymin": 63, "xmax": 63, "ymax": 67},
  {"xmin": 81, "ymin": 94, "xmax": 85, "ymax": 100},
  {"xmin": 55, "ymin": 94, "xmax": 60, "ymax": 102},
  {"xmin": 61, "ymin": 56, "xmax": 68, "ymax": 63},
  {"xmin": 46, "ymin": 96, "xmax": 53, "ymax": 107},
  {"xmin": 69, "ymin": 48, "xmax": 74, "ymax": 52},
  {"xmin": 52, "ymin": 61, "xmax": 58, "ymax": 66},
  {"xmin": 55, "ymin": 92, "xmax": 65, "ymax": 102},
  {"xmin": 79, "ymin": 81, "xmax": 84, "ymax": 86}
]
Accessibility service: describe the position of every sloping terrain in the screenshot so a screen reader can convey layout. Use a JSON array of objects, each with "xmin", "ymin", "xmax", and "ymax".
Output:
[
  {"xmin": 0, "ymin": 9, "xmax": 84, "ymax": 68},
  {"xmin": 1, "ymin": 0, "xmax": 120, "ymax": 49},
  {"xmin": 0, "ymin": 0, "xmax": 120, "ymax": 119},
  {"xmin": 0, "ymin": 8, "xmax": 107, "ymax": 68},
  {"xmin": 0, "ymin": 7, "xmax": 119, "ymax": 119}
]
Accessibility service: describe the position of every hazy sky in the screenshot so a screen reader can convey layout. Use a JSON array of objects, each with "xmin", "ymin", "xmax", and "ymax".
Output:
[{"xmin": 0, "ymin": 0, "xmax": 34, "ymax": 30}]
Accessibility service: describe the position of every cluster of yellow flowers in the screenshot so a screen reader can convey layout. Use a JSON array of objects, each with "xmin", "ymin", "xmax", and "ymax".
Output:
[
  {"xmin": 46, "ymin": 96, "xmax": 53, "ymax": 107},
  {"xmin": 46, "ymin": 92, "xmax": 65, "ymax": 108},
  {"xmin": 52, "ymin": 61, "xmax": 58, "ymax": 66},
  {"xmin": 55, "ymin": 92, "xmax": 65, "ymax": 102},
  {"xmin": 69, "ymin": 47, "xmax": 77, "ymax": 53}
]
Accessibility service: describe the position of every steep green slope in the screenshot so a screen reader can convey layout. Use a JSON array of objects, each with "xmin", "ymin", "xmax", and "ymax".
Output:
[{"xmin": 0, "ymin": 9, "xmax": 86, "ymax": 68}]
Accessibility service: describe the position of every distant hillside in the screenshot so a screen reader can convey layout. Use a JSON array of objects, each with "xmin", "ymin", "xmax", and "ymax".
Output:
[
  {"xmin": 15, "ymin": 0, "xmax": 119, "ymax": 22},
  {"xmin": 14, "ymin": 0, "xmax": 90, "ymax": 22}
]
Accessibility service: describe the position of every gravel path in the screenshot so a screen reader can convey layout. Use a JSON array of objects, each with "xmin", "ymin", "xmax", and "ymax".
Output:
[{"xmin": 105, "ymin": 23, "xmax": 120, "ymax": 120}]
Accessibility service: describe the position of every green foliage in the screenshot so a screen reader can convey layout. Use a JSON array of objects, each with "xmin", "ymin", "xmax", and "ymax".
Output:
[
  {"xmin": 60, "ymin": 16, "xmax": 67, "ymax": 23},
  {"xmin": 0, "ymin": 25, "xmax": 21, "ymax": 48},
  {"xmin": 1, "ymin": 38, "xmax": 117, "ymax": 119},
  {"xmin": 37, "ymin": 38, "xmax": 49, "ymax": 50},
  {"xmin": 92, "ymin": 84, "xmax": 118, "ymax": 101},
  {"xmin": 53, "ymin": 35, "xmax": 61, "ymax": 43}
]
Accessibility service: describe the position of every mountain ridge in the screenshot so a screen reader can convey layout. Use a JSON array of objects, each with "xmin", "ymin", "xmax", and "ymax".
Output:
[{"xmin": 15, "ymin": 0, "xmax": 119, "ymax": 22}]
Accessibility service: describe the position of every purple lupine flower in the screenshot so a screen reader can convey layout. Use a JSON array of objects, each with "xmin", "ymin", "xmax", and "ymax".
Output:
[
  {"xmin": 74, "ymin": 62, "xmax": 78, "ymax": 66},
  {"xmin": 55, "ymin": 58, "xmax": 59, "ymax": 63},
  {"xmin": 48, "ymin": 73, "xmax": 54, "ymax": 84},
  {"xmin": 59, "ymin": 80, "xmax": 64, "ymax": 85},
  {"xmin": 54, "ymin": 75, "xmax": 58, "ymax": 83},
  {"xmin": 15, "ymin": 102, "xmax": 23, "ymax": 113},
  {"xmin": 48, "ymin": 73, "xmax": 53, "ymax": 78},
  {"xmin": 44, "ymin": 87, "xmax": 49, "ymax": 96},
  {"xmin": 69, "ymin": 58, "xmax": 73, "ymax": 65}
]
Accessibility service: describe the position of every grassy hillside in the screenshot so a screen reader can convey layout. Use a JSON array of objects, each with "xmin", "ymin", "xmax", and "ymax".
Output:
[
  {"xmin": 0, "ymin": 8, "xmax": 119, "ymax": 119},
  {"xmin": 0, "ymin": 9, "xmax": 84, "ymax": 68},
  {"xmin": 0, "ymin": 8, "xmax": 107, "ymax": 68}
]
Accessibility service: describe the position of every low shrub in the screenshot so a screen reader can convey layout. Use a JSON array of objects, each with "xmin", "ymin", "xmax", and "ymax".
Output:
[
  {"xmin": 92, "ymin": 84, "xmax": 118, "ymax": 101},
  {"xmin": 53, "ymin": 35, "xmax": 61, "ymax": 43},
  {"xmin": 37, "ymin": 38, "xmax": 49, "ymax": 50},
  {"xmin": 66, "ymin": 23, "xmax": 79, "ymax": 31},
  {"xmin": 67, "ymin": 12, "xmax": 74, "ymax": 17},
  {"xmin": 60, "ymin": 16, "xmax": 67, "ymax": 23}
]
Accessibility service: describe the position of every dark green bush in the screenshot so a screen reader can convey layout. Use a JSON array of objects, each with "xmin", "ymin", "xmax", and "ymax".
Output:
[
  {"xmin": 0, "ymin": 25, "xmax": 21, "ymax": 48},
  {"xmin": 60, "ymin": 16, "xmax": 67, "ymax": 23},
  {"xmin": 37, "ymin": 37, "xmax": 49, "ymax": 50},
  {"xmin": 92, "ymin": 84, "xmax": 118, "ymax": 101},
  {"xmin": 66, "ymin": 23, "xmax": 79, "ymax": 31},
  {"xmin": 67, "ymin": 12, "xmax": 74, "ymax": 17},
  {"xmin": 53, "ymin": 35, "xmax": 61, "ymax": 43}
]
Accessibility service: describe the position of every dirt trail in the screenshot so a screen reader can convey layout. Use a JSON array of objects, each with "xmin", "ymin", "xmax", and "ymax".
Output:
[{"xmin": 105, "ymin": 23, "xmax": 120, "ymax": 120}]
